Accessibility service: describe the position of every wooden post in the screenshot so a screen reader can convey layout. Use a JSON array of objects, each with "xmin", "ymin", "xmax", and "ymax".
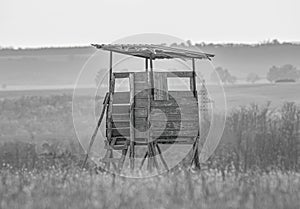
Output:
[
  {"xmin": 109, "ymin": 51, "xmax": 113, "ymax": 92},
  {"xmin": 191, "ymin": 59, "xmax": 200, "ymax": 169},
  {"xmin": 139, "ymin": 151, "xmax": 148, "ymax": 170},
  {"xmin": 107, "ymin": 75, "xmax": 115, "ymax": 142},
  {"xmin": 145, "ymin": 56, "xmax": 155, "ymax": 171},
  {"xmin": 156, "ymin": 143, "xmax": 169, "ymax": 171},
  {"xmin": 81, "ymin": 93, "xmax": 110, "ymax": 169},
  {"xmin": 129, "ymin": 73, "xmax": 135, "ymax": 171},
  {"xmin": 145, "ymin": 58, "xmax": 149, "ymax": 73},
  {"xmin": 147, "ymin": 56, "xmax": 158, "ymax": 172},
  {"xmin": 191, "ymin": 58, "xmax": 197, "ymax": 97},
  {"xmin": 147, "ymin": 144, "xmax": 153, "ymax": 172},
  {"xmin": 150, "ymin": 56, "xmax": 154, "ymax": 99},
  {"xmin": 104, "ymin": 75, "xmax": 115, "ymax": 170},
  {"xmin": 106, "ymin": 51, "xmax": 113, "ymax": 139},
  {"xmin": 104, "ymin": 137, "xmax": 117, "ymax": 171},
  {"xmin": 150, "ymin": 142, "xmax": 159, "ymax": 171},
  {"xmin": 118, "ymin": 148, "xmax": 128, "ymax": 173},
  {"xmin": 191, "ymin": 134, "xmax": 201, "ymax": 170}
]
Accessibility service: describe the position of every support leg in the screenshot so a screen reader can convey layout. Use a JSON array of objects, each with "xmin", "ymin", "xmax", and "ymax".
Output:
[
  {"xmin": 156, "ymin": 143, "xmax": 169, "ymax": 171},
  {"xmin": 103, "ymin": 138, "xmax": 117, "ymax": 170},
  {"xmin": 81, "ymin": 93, "xmax": 109, "ymax": 169},
  {"xmin": 191, "ymin": 137, "xmax": 201, "ymax": 170},
  {"xmin": 151, "ymin": 142, "xmax": 159, "ymax": 171},
  {"xmin": 140, "ymin": 151, "xmax": 148, "ymax": 170},
  {"xmin": 129, "ymin": 143, "xmax": 135, "ymax": 171},
  {"xmin": 118, "ymin": 148, "xmax": 128, "ymax": 173},
  {"xmin": 147, "ymin": 144, "xmax": 153, "ymax": 172},
  {"xmin": 110, "ymin": 152, "xmax": 118, "ymax": 171}
]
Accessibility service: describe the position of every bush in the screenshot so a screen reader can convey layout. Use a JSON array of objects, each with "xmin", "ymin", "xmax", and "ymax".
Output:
[
  {"xmin": 267, "ymin": 64, "xmax": 300, "ymax": 83},
  {"xmin": 246, "ymin": 73, "xmax": 260, "ymax": 83},
  {"xmin": 211, "ymin": 67, "xmax": 237, "ymax": 84},
  {"xmin": 209, "ymin": 102, "xmax": 300, "ymax": 173}
]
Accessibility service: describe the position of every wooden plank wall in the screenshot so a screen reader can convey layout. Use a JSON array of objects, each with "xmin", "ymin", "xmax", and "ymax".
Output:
[
  {"xmin": 109, "ymin": 71, "xmax": 199, "ymax": 145},
  {"xmin": 150, "ymin": 91, "xmax": 199, "ymax": 144}
]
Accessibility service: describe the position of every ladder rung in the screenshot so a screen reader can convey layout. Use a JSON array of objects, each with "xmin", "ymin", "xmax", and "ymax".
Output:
[
  {"xmin": 112, "ymin": 113, "xmax": 130, "ymax": 116},
  {"xmin": 112, "ymin": 114, "xmax": 130, "ymax": 120},
  {"xmin": 134, "ymin": 142, "xmax": 148, "ymax": 146}
]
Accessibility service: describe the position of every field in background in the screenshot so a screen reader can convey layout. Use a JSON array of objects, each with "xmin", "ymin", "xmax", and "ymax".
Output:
[
  {"xmin": 1, "ymin": 82, "xmax": 299, "ymax": 109},
  {"xmin": 1, "ymin": 43, "xmax": 300, "ymax": 86}
]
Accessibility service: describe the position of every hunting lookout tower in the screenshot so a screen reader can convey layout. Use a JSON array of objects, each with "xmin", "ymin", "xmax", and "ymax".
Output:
[{"xmin": 82, "ymin": 44, "xmax": 214, "ymax": 173}]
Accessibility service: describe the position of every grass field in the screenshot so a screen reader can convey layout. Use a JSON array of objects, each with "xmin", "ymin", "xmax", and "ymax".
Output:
[
  {"xmin": 0, "ymin": 169, "xmax": 299, "ymax": 209},
  {"xmin": 1, "ymin": 83, "xmax": 299, "ymax": 108},
  {"xmin": 222, "ymin": 83, "xmax": 300, "ymax": 108},
  {"xmin": 0, "ymin": 83, "xmax": 299, "ymax": 209}
]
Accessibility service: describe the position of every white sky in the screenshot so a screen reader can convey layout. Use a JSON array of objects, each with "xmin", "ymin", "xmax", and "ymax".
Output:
[{"xmin": 1, "ymin": 0, "xmax": 299, "ymax": 47}]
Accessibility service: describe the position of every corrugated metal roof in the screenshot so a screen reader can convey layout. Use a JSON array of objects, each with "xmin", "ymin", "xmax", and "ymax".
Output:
[{"xmin": 92, "ymin": 44, "xmax": 214, "ymax": 60}]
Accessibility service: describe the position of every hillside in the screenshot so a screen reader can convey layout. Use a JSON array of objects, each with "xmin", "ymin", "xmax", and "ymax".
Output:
[{"xmin": 1, "ymin": 42, "xmax": 300, "ymax": 86}]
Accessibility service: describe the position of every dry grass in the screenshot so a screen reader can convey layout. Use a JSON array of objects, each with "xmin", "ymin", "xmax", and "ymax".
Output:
[
  {"xmin": 0, "ymin": 95, "xmax": 299, "ymax": 209},
  {"xmin": 0, "ymin": 168, "xmax": 299, "ymax": 209}
]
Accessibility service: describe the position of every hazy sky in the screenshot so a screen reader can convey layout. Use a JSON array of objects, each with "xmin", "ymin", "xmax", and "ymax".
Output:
[{"xmin": 1, "ymin": 0, "xmax": 299, "ymax": 47}]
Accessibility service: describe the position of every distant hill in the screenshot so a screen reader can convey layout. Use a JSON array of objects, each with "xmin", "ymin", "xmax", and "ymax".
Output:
[
  {"xmin": 0, "ymin": 42, "xmax": 299, "ymax": 86},
  {"xmin": 199, "ymin": 42, "xmax": 300, "ymax": 79}
]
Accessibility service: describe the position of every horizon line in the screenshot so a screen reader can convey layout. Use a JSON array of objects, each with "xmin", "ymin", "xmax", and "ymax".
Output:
[{"xmin": 1, "ymin": 39, "xmax": 300, "ymax": 50}]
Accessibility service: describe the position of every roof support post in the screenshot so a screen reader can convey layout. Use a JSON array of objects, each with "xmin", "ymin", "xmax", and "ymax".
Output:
[
  {"xmin": 145, "ymin": 58, "xmax": 149, "ymax": 73},
  {"xmin": 192, "ymin": 58, "xmax": 195, "ymax": 72},
  {"xmin": 109, "ymin": 51, "xmax": 113, "ymax": 92},
  {"xmin": 147, "ymin": 56, "xmax": 155, "ymax": 172},
  {"xmin": 191, "ymin": 58, "xmax": 197, "ymax": 97},
  {"xmin": 149, "ymin": 56, "xmax": 154, "ymax": 99}
]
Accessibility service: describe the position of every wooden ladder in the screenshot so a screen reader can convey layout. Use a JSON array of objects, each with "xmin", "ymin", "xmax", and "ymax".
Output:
[{"xmin": 102, "ymin": 74, "xmax": 134, "ymax": 173}]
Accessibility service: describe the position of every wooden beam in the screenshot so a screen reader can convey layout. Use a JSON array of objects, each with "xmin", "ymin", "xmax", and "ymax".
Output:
[
  {"xmin": 109, "ymin": 51, "xmax": 113, "ymax": 92},
  {"xmin": 150, "ymin": 121, "xmax": 198, "ymax": 130},
  {"xmin": 118, "ymin": 147, "xmax": 128, "ymax": 173},
  {"xmin": 129, "ymin": 73, "xmax": 135, "ymax": 171},
  {"xmin": 191, "ymin": 58, "xmax": 197, "ymax": 97},
  {"xmin": 148, "ymin": 58, "xmax": 154, "ymax": 171},
  {"xmin": 156, "ymin": 138, "xmax": 195, "ymax": 144},
  {"xmin": 166, "ymin": 71, "xmax": 194, "ymax": 78},
  {"xmin": 151, "ymin": 97, "xmax": 198, "ymax": 107},
  {"xmin": 191, "ymin": 135, "xmax": 201, "ymax": 169},
  {"xmin": 168, "ymin": 91, "xmax": 196, "ymax": 98},
  {"xmin": 151, "ymin": 142, "xmax": 159, "ymax": 171},
  {"xmin": 150, "ymin": 129, "xmax": 198, "ymax": 138},
  {"xmin": 150, "ymin": 56, "xmax": 154, "ymax": 99},
  {"xmin": 139, "ymin": 151, "xmax": 148, "ymax": 170},
  {"xmin": 81, "ymin": 92, "xmax": 109, "ymax": 169},
  {"xmin": 145, "ymin": 58, "xmax": 148, "ymax": 73},
  {"xmin": 107, "ymin": 75, "xmax": 115, "ymax": 142},
  {"xmin": 147, "ymin": 143, "xmax": 154, "ymax": 172},
  {"xmin": 113, "ymin": 72, "xmax": 130, "ymax": 79},
  {"xmin": 103, "ymin": 137, "xmax": 117, "ymax": 170},
  {"xmin": 155, "ymin": 143, "xmax": 169, "ymax": 171}
]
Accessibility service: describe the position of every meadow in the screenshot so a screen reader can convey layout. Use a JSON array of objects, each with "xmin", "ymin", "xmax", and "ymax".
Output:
[
  {"xmin": 0, "ymin": 84, "xmax": 299, "ymax": 208},
  {"xmin": 0, "ymin": 168, "xmax": 299, "ymax": 209}
]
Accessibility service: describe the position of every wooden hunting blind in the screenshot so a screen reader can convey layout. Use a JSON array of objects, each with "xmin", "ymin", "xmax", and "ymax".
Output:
[{"xmin": 82, "ymin": 44, "xmax": 214, "ymax": 172}]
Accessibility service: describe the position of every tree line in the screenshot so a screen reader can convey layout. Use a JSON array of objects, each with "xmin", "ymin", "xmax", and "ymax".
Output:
[{"xmin": 210, "ymin": 64, "xmax": 300, "ymax": 84}]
